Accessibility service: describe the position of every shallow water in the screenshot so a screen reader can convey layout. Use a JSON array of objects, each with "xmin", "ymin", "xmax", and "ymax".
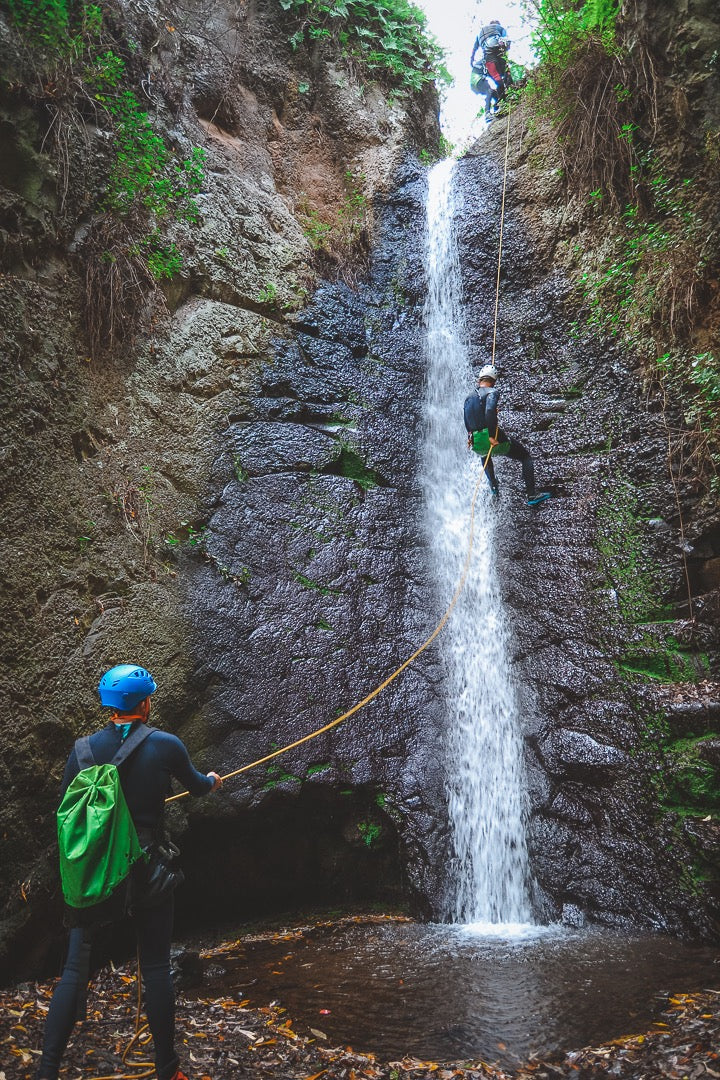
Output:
[{"xmin": 191, "ymin": 919, "xmax": 720, "ymax": 1067}]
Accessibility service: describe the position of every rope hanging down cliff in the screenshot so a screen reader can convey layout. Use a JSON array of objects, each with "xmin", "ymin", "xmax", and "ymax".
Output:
[{"xmin": 167, "ymin": 112, "xmax": 513, "ymax": 806}]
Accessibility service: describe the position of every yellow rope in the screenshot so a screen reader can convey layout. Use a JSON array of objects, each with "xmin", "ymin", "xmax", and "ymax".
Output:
[
  {"xmin": 168, "ymin": 469, "xmax": 487, "ymax": 802},
  {"xmin": 491, "ymin": 106, "xmax": 512, "ymax": 367},
  {"xmin": 167, "ymin": 108, "xmax": 513, "ymax": 804}
]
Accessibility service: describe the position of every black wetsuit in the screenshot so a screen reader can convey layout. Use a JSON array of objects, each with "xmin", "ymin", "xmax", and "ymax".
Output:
[
  {"xmin": 38, "ymin": 723, "xmax": 213, "ymax": 1080},
  {"xmin": 61, "ymin": 723, "xmax": 214, "ymax": 824},
  {"xmin": 463, "ymin": 385, "xmax": 538, "ymax": 496}
]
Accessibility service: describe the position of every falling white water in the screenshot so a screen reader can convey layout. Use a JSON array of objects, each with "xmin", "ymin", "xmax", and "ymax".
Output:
[{"xmin": 422, "ymin": 159, "xmax": 533, "ymax": 927}]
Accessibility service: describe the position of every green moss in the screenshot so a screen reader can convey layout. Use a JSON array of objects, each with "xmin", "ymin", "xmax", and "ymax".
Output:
[
  {"xmin": 263, "ymin": 763, "xmax": 303, "ymax": 790},
  {"xmin": 620, "ymin": 644, "xmax": 706, "ymax": 683},
  {"xmin": 596, "ymin": 480, "xmax": 667, "ymax": 624},
  {"xmin": 358, "ymin": 821, "xmax": 382, "ymax": 847},
  {"xmin": 293, "ymin": 572, "xmax": 340, "ymax": 596},
  {"xmin": 306, "ymin": 763, "xmax": 332, "ymax": 777},
  {"xmin": 650, "ymin": 733, "xmax": 720, "ymax": 817},
  {"xmin": 594, "ymin": 479, "xmax": 710, "ymax": 686},
  {"xmin": 335, "ymin": 446, "xmax": 379, "ymax": 490}
]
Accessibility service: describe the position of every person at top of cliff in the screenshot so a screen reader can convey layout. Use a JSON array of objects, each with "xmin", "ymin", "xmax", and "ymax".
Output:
[
  {"xmin": 471, "ymin": 19, "xmax": 513, "ymax": 90},
  {"xmin": 464, "ymin": 364, "xmax": 551, "ymax": 506},
  {"xmin": 35, "ymin": 663, "xmax": 223, "ymax": 1080}
]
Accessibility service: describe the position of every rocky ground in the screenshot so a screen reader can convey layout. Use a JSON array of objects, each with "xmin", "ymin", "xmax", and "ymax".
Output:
[{"xmin": 2, "ymin": 917, "xmax": 720, "ymax": 1080}]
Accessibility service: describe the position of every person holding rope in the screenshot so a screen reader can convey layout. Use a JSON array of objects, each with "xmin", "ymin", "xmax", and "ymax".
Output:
[
  {"xmin": 464, "ymin": 364, "xmax": 551, "ymax": 506},
  {"xmin": 36, "ymin": 663, "xmax": 222, "ymax": 1080}
]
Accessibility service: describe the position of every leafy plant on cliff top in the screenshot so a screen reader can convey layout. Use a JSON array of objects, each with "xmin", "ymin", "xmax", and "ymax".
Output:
[
  {"xmin": 4, "ymin": 0, "xmax": 101, "ymax": 57},
  {"xmin": 523, "ymin": 0, "xmax": 641, "ymax": 209},
  {"xmin": 278, "ymin": 0, "xmax": 449, "ymax": 92},
  {"xmin": 524, "ymin": 0, "xmax": 619, "ymax": 71}
]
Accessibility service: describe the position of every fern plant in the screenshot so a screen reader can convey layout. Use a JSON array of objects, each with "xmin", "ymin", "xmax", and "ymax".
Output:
[{"xmin": 278, "ymin": 0, "xmax": 449, "ymax": 91}]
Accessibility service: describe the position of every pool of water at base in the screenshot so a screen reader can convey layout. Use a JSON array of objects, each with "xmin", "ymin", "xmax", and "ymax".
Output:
[{"xmin": 187, "ymin": 919, "xmax": 720, "ymax": 1067}]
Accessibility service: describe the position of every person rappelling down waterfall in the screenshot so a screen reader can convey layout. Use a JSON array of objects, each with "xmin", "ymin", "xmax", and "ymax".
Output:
[{"xmin": 464, "ymin": 365, "xmax": 551, "ymax": 506}]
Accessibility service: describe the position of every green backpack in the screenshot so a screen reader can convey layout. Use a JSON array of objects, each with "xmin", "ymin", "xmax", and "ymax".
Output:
[
  {"xmin": 472, "ymin": 428, "xmax": 510, "ymax": 458},
  {"xmin": 57, "ymin": 724, "xmax": 153, "ymax": 910}
]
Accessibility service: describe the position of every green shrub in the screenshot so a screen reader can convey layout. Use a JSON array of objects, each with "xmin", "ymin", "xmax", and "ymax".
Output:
[
  {"xmin": 6, "ymin": 4, "xmax": 207, "ymax": 349},
  {"xmin": 278, "ymin": 0, "xmax": 449, "ymax": 91},
  {"xmin": 5, "ymin": 0, "xmax": 101, "ymax": 57}
]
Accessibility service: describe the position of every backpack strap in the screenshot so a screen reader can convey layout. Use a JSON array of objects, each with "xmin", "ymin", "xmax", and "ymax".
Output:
[
  {"xmin": 110, "ymin": 723, "xmax": 154, "ymax": 768},
  {"xmin": 74, "ymin": 736, "xmax": 95, "ymax": 771},
  {"xmin": 73, "ymin": 723, "xmax": 154, "ymax": 773}
]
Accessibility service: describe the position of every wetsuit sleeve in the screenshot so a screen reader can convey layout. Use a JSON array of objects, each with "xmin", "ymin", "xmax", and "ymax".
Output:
[
  {"xmin": 485, "ymin": 389, "xmax": 499, "ymax": 437},
  {"xmin": 165, "ymin": 734, "xmax": 215, "ymax": 796},
  {"xmin": 463, "ymin": 392, "xmax": 481, "ymax": 432},
  {"xmin": 470, "ymin": 36, "xmax": 479, "ymax": 65}
]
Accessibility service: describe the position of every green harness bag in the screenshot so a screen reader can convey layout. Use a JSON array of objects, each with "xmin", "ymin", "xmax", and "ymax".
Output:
[
  {"xmin": 57, "ymin": 725, "xmax": 153, "ymax": 911},
  {"xmin": 472, "ymin": 428, "xmax": 510, "ymax": 457}
]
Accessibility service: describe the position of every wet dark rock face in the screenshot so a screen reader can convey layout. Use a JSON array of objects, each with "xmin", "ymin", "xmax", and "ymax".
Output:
[
  {"xmin": 454, "ymin": 133, "xmax": 720, "ymax": 938},
  {"xmin": 174, "ymin": 162, "xmax": 451, "ymax": 933}
]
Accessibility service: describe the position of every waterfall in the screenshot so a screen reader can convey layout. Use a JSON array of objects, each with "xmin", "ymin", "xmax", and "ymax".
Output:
[{"xmin": 422, "ymin": 159, "xmax": 533, "ymax": 928}]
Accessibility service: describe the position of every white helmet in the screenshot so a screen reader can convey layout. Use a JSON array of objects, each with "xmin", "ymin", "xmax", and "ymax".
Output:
[{"xmin": 477, "ymin": 364, "xmax": 498, "ymax": 382}]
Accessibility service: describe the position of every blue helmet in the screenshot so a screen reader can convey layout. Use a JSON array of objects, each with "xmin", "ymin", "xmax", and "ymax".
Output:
[{"xmin": 98, "ymin": 664, "xmax": 157, "ymax": 710}]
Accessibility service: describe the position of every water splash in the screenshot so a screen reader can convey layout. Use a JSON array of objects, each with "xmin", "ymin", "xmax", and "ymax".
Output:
[{"xmin": 421, "ymin": 158, "xmax": 533, "ymax": 926}]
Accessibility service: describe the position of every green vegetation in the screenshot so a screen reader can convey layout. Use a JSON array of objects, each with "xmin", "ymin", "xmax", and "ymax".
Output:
[
  {"xmin": 644, "ymin": 723, "xmax": 720, "ymax": 820},
  {"xmin": 6, "ymin": 1, "xmax": 207, "ymax": 352},
  {"xmin": 293, "ymin": 572, "xmax": 341, "ymax": 596},
  {"xmin": 257, "ymin": 281, "xmax": 279, "ymax": 305},
  {"xmin": 299, "ymin": 169, "xmax": 371, "ymax": 275},
  {"xmin": 263, "ymin": 763, "xmax": 303, "ymax": 790},
  {"xmin": 357, "ymin": 821, "xmax": 382, "ymax": 846},
  {"xmin": 659, "ymin": 736, "xmax": 720, "ymax": 816},
  {"xmin": 525, "ymin": 0, "xmax": 720, "ymax": 494},
  {"xmin": 76, "ymin": 520, "xmax": 96, "ymax": 551},
  {"xmin": 619, "ymin": 642, "xmax": 708, "ymax": 684},
  {"xmin": 595, "ymin": 480, "xmax": 664, "ymax": 624},
  {"xmin": 656, "ymin": 350, "xmax": 720, "ymax": 492},
  {"xmin": 529, "ymin": 0, "xmax": 619, "ymax": 69},
  {"xmin": 233, "ymin": 457, "xmax": 250, "ymax": 483},
  {"xmin": 335, "ymin": 445, "xmax": 378, "ymax": 489},
  {"xmin": 593, "ymin": 479, "xmax": 710, "ymax": 685},
  {"xmin": 203, "ymin": 553, "xmax": 251, "ymax": 586},
  {"xmin": 5, "ymin": 0, "xmax": 101, "ymax": 57},
  {"xmin": 164, "ymin": 522, "xmax": 207, "ymax": 550},
  {"xmin": 306, "ymin": 762, "xmax": 332, "ymax": 776},
  {"xmin": 279, "ymin": 0, "xmax": 449, "ymax": 92},
  {"xmin": 418, "ymin": 135, "xmax": 454, "ymax": 166}
]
